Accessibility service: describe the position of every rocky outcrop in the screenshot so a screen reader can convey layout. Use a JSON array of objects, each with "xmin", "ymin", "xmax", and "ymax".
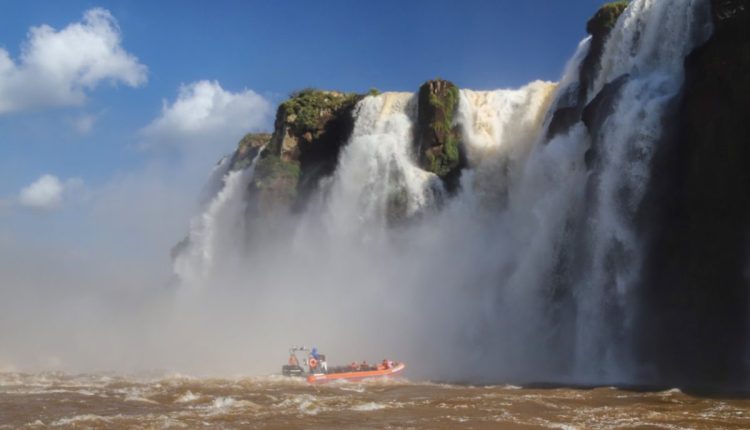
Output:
[
  {"xmin": 228, "ymin": 133, "xmax": 272, "ymax": 171},
  {"xmin": 580, "ymin": 1, "xmax": 628, "ymax": 99},
  {"xmin": 248, "ymin": 89, "xmax": 360, "ymax": 213},
  {"xmin": 414, "ymin": 79, "xmax": 464, "ymax": 191},
  {"xmin": 636, "ymin": 0, "xmax": 750, "ymax": 392},
  {"xmin": 546, "ymin": 1, "xmax": 628, "ymax": 140}
]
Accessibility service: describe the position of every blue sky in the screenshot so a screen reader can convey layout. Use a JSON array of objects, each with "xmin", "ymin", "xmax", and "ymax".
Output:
[{"xmin": 0, "ymin": 1, "xmax": 607, "ymax": 282}]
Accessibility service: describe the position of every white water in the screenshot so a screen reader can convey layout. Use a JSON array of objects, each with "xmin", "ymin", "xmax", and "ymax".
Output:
[
  {"xmin": 173, "ymin": 148, "xmax": 264, "ymax": 283},
  {"xmin": 570, "ymin": 0, "xmax": 711, "ymax": 381},
  {"xmin": 170, "ymin": 0, "xmax": 713, "ymax": 383},
  {"xmin": 320, "ymin": 92, "xmax": 442, "ymax": 239}
]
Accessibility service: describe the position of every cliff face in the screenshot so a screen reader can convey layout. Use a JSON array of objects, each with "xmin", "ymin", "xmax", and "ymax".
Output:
[
  {"xmin": 228, "ymin": 133, "xmax": 272, "ymax": 171},
  {"xmin": 248, "ymin": 89, "xmax": 360, "ymax": 213},
  {"xmin": 546, "ymin": 1, "xmax": 628, "ymax": 141},
  {"xmin": 637, "ymin": 0, "xmax": 750, "ymax": 390},
  {"xmin": 415, "ymin": 79, "xmax": 464, "ymax": 191},
  {"xmin": 227, "ymin": 81, "xmax": 468, "ymax": 215}
]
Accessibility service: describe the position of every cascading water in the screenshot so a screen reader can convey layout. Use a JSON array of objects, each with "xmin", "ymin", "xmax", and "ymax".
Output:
[
  {"xmin": 456, "ymin": 81, "xmax": 556, "ymax": 207},
  {"xmin": 319, "ymin": 92, "xmax": 443, "ymax": 238},
  {"xmin": 172, "ymin": 0, "xmax": 724, "ymax": 385},
  {"xmin": 568, "ymin": 0, "xmax": 711, "ymax": 381},
  {"xmin": 173, "ymin": 148, "xmax": 265, "ymax": 284}
]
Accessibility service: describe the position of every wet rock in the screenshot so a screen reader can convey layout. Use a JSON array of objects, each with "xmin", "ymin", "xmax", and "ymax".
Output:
[
  {"xmin": 636, "ymin": 0, "xmax": 750, "ymax": 391},
  {"xmin": 414, "ymin": 79, "xmax": 465, "ymax": 191},
  {"xmin": 250, "ymin": 89, "xmax": 360, "ymax": 213},
  {"xmin": 546, "ymin": 1, "xmax": 628, "ymax": 141},
  {"xmin": 228, "ymin": 133, "xmax": 272, "ymax": 171}
]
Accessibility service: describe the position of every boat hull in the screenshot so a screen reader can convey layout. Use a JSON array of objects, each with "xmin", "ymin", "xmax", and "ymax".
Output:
[{"xmin": 306, "ymin": 363, "xmax": 405, "ymax": 384}]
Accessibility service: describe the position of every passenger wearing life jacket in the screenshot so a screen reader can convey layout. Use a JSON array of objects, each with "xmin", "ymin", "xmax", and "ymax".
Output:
[
  {"xmin": 308, "ymin": 347, "xmax": 322, "ymax": 373},
  {"xmin": 288, "ymin": 354, "xmax": 299, "ymax": 367}
]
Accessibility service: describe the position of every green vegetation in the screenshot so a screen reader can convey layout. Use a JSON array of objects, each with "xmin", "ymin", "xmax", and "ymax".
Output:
[
  {"xmin": 280, "ymin": 89, "xmax": 360, "ymax": 136},
  {"xmin": 368, "ymin": 88, "xmax": 381, "ymax": 97},
  {"xmin": 423, "ymin": 81, "xmax": 461, "ymax": 177},
  {"xmin": 587, "ymin": 1, "xmax": 629, "ymax": 34}
]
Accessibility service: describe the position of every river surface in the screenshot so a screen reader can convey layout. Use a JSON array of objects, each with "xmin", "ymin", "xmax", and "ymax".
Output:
[{"xmin": 1, "ymin": 372, "xmax": 748, "ymax": 429}]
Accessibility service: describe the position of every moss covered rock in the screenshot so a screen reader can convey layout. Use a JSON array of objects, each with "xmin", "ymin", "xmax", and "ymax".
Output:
[
  {"xmin": 279, "ymin": 89, "xmax": 359, "ymax": 147},
  {"xmin": 228, "ymin": 132, "xmax": 272, "ymax": 171},
  {"xmin": 415, "ymin": 79, "xmax": 464, "ymax": 188},
  {"xmin": 586, "ymin": 1, "xmax": 629, "ymax": 36},
  {"xmin": 248, "ymin": 89, "xmax": 361, "ymax": 213}
]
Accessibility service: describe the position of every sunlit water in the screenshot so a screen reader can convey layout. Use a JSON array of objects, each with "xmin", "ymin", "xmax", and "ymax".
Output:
[{"xmin": 1, "ymin": 372, "xmax": 748, "ymax": 429}]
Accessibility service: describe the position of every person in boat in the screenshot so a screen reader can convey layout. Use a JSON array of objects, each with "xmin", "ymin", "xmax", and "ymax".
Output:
[
  {"xmin": 360, "ymin": 360, "xmax": 369, "ymax": 371},
  {"xmin": 320, "ymin": 354, "xmax": 328, "ymax": 373},
  {"xmin": 308, "ymin": 347, "xmax": 322, "ymax": 373},
  {"xmin": 288, "ymin": 354, "xmax": 299, "ymax": 367}
]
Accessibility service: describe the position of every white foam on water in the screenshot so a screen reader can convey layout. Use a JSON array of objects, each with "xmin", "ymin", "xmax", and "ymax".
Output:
[
  {"xmin": 50, "ymin": 414, "xmax": 110, "ymax": 426},
  {"xmin": 175, "ymin": 390, "xmax": 200, "ymax": 403},
  {"xmin": 351, "ymin": 401, "xmax": 390, "ymax": 411}
]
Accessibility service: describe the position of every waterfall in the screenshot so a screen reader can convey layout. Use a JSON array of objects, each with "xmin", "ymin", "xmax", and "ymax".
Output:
[
  {"xmin": 173, "ymin": 148, "xmax": 264, "ymax": 284},
  {"xmin": 456, "ymin": 81, "xmax": 556, "ymax": 207},
  {"xmin": 171, "ymin": 0, "xmax": 723, "ymax": 384},
  {"xmin": 569, "ymin": 0, "xmax": 711, "ymax": 381},
  {"xmin": 321, "ymin": 92, "xmax": 443, "ymax": 238}
]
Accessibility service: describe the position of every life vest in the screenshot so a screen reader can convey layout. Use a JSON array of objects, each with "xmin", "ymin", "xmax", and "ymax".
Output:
[{"xmin": 309, "ymin": 358, "xmax": 318, "ymax": 369}]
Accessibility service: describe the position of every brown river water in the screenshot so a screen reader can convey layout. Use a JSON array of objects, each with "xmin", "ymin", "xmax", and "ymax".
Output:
[{"xmin": 1, "ymin": 372, "xmax": 749, "ymax": 429}]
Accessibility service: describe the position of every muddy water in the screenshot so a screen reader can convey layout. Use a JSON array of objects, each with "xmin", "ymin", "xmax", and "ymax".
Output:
[{"xmin": 1, "ymin": 373, "xmax": 748, "ymax": 429}]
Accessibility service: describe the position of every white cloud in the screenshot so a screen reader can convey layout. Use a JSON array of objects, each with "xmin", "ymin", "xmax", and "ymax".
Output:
[
  {"xmin": 141, "ymin": 80, "xmax": 272, "ymax": 151},
  {"xmin": 0, "ymin": 8, "xmax": 147, "ymax": 115},
  {"xmin": 18, "ymin": 174, "xmax": 84, "ymax": 210}
]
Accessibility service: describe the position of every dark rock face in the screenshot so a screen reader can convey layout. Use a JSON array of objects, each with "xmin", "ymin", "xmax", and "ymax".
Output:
[
  {"xmin": 295, "ymin": 100, "xmax": 358, "ymax": 210},
  {"xmin": 546, "ymin": 106, "xmax": 581, "ymax": 140},
  {"xmin": 546, "ymin": 1, "xmax": 628, "ymax": 141},
  {"xmin": 581, "ymin": 1, "xmax": 628, "ymax": 99},
  {"xmin": 248, "ymin": 90, "xmax": 359, "ymax": 213},
  {"xmin": 415, "ymin": 79, "xmax": 465, "ymax": 191},
  {"xmin": 581, "ymin": 74, "xmax": 629, "ymax": 169},
  {"xmin": 636, "ymin": 0, "xmax": 750, "ymax": 392}
]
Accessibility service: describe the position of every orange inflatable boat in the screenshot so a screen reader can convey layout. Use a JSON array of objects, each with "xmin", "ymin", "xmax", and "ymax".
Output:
[
  {"xmin": 281, "ymin": 347, "xmax": 405, "ymax": 383},
  {"xmin": 306, "ymin": 361, "xmax": 406, "ymax": 384}
]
